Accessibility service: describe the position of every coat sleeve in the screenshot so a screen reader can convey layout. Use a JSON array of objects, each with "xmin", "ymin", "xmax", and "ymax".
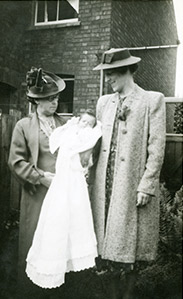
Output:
[
  {"xmin": 137, "ymin": 93, "xmax": 166, "ymax": 196},
  {"xmin": 8, "ymin": 120, "xmax": 43, "ymax": 186}
]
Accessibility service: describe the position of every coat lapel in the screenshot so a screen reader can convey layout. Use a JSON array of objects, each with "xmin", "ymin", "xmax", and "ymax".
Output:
[
  {"xmin": 54, "ymin": 113, "xmax": 66, "ymax": 127},
  {"xmin": 101, "ymin": 93, "xmax": 118, "ymax": 152},
  {"xmin": 29, "ymin": 112, "xmax": 39, "ymax": 166}
]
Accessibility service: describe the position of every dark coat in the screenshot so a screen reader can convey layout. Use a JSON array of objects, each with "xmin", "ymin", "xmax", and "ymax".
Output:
[
  {"xmin": 8, "ymin": 112, "xmax": 65, "ymax": 279},
  {"xmin": 90, "ymin": 84, "xmax": 166, "ymax": 263}
]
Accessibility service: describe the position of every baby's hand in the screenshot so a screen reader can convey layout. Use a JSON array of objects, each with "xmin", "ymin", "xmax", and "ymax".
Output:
[
  {"xmin": 80, "ymin": 157, "xmax": 88, "ymax": 168},
  {"xmin": 44, "ymin": 171, "xmax": 55, "ymax": 179},
  {"xmin": 79, "ymin": 149, "xmax": 93, "ymax": 167},
  {"xmin": 40, "ymin": 172, "xmax": 55, "ymax": 188}
]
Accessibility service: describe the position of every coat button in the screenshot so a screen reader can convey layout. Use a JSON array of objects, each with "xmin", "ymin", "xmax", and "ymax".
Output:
[
  {"xmin": 122, "ymin": 128, "xmax": 127, "ymax": 134},
  {"xmin": 120, "ymin": 156, "xmax": 125, "ymax": 161}
]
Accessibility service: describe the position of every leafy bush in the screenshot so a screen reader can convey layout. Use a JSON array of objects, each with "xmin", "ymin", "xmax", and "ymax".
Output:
[
  {"xmin": 174, "ymin": 103, "xmax": 183, "ymax": 134},
  {"xmin": 159, "ymin": 184, "xmax": 182, "ymax": 256},
  {"xmin": 135, "ymin": 184, "xmax": 182, "ymax": 299}
]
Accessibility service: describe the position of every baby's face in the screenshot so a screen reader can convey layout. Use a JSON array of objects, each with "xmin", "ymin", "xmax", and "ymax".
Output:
[{"xmin": 79, "ymin": 114, "xmax": 96, "ymax": 128}]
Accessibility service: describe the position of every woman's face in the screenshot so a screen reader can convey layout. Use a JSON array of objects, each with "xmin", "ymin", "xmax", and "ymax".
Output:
[
  {"xmin": 35, "ymin": 94, "xmax": 59, "ymax": 116},
  {"xmin": 105, "ymin": 70, "xmax": 128, "ymax": 94}
]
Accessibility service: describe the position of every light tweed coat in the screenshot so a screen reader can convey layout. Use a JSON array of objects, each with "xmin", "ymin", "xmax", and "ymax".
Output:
[{"xmin": 90, "ymin": 84, "xmax": 166, "ymax": 263}]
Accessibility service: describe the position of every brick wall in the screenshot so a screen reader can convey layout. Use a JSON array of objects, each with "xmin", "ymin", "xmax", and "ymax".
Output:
[
  {"xmin": 0, "ymin": 1, "xmax": 30, "ymax": 76},
  {"xmin": 110, "ymin": 0, "xmax": 178, "ymax": 96},
  {"xmin": 0, "ymin": 0, "xmax": 178, "ymax": 114},
  {"xmin": 0, "ymin": 1, "xmax": 32, "ymax": 114}
]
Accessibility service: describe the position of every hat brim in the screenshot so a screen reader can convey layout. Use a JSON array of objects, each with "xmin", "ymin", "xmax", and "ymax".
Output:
[
  {"xmin": 93, "ymin": 56, "xmax": 141, "ymax": 71},
  {"xmin": 46, "ymin": 71, "xmax": 66, "ymax": 93}
]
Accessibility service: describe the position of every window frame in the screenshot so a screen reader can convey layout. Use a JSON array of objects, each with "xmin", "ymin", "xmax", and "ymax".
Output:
[{"xmin": 34, "ymin": 0, "xmax": 79, "ymax": 26}]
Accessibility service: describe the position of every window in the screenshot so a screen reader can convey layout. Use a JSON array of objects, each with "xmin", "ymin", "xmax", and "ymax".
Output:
[
  {"xmin": 56, "ymin": 74, "xmax": 74, "ymax": 114},
  {"xmin": 35, "ymin": 0, "xmax": 79, "ymax": 25}
]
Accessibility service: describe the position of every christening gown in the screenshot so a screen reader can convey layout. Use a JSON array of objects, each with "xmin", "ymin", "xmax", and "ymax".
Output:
[{"xmin": 25, "ymin": 118, "xmax": 102, "ymax": 288}]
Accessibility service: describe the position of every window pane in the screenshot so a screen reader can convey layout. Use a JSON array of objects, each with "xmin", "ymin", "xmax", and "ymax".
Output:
[
  {"xmin": 47, "ymin": 1, "xmax": 57, "ymax": 21},
  {"xmin": 59, "ymin": 0, "xmax": 78, "ymax": 20},
  {"xmin": 37, "ymin": 1, "xmax": 45, "ymax": 23},
  {"xmin": 57, "ymin": 77, "xmax": 74, "ymax": 113}
]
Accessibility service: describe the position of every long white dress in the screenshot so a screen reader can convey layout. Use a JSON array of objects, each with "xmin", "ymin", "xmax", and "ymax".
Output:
[{"xmin": 25, "ymin": 118, "xmax": 102, "ymax": 289}]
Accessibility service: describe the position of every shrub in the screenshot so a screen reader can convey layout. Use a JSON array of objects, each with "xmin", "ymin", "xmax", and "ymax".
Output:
[{"xmin": 135, "ymin": 184, "xmax": 182, "ymax": 299}]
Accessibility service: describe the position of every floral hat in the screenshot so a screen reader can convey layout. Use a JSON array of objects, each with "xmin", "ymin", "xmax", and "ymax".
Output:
[{"xmin": 26, "ymin": 67, "xmax": 65, "ymax": 102}]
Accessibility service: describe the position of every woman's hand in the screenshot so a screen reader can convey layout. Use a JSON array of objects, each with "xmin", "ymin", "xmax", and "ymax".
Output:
[
  {"xmin": 40, "ymin": 172, "xmax": 55, "ymax": 188},
  {"xmin": 136, "ymin": 192, "xmax": 152, "ymax": 207}
]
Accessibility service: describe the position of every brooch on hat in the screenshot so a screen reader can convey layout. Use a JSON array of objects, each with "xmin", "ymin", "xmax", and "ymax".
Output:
[
  {"xmin": 101, "ymin": 49, "xmax": 114, "ymax": 64},
  {"xmin": 104, "ymin": 53, "xmax": 114, "ymax": 64}
]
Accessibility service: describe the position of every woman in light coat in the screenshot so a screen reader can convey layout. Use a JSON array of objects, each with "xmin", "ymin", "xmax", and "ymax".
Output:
[
  {"xmin": 91, "ymin": 48, "xmax": 166, "ymax": 299},
  {"xmin": 8, "ymin": 67, "xmax": 66, "ymax": 298}
]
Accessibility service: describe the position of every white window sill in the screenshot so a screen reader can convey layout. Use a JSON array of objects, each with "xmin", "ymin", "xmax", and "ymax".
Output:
[
  {"xmin": 58, "ymin": 113, "xmax": 73, "ymax": 116},
  {"xmin": 28, "ymin": 19, "xmax": 80, "ymax": 30}
]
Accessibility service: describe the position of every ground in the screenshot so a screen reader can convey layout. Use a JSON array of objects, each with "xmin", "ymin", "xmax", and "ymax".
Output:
[{"xmin": 0, "ymin": 210, "xmax": 182, "ymax": 299}]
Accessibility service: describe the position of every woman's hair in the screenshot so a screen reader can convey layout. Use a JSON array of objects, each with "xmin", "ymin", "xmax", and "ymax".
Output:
[
  {"xmin": 118, "ymin": 64, "xmax": 138, "ymax": 74},
  {"xmin": 27, "ymin": 96, "xmax": 44, "ymax": 105}
]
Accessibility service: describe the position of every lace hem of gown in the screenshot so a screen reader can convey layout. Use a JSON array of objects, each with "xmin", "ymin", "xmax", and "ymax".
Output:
[{"xmin": 26, "ymin": 252, "xmax": 97, "ymax": 289}]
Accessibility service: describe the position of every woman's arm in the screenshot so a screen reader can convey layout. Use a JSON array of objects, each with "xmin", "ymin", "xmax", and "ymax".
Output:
[
  {"xmin": 137, "ymin": 93, "xmax": 166, "ymax": 196},
  {"xmin": 8, "ymin": 120, "xmax": 43, "ymax": 186}
]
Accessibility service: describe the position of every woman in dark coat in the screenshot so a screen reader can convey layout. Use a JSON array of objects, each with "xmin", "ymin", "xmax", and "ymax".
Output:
[
  {"xmin": 8, "ymin": 67, "xmax": 66, "ymax": 298},
  {"xmin": 91, "ymin": 48, "xmax": 166, "ymax": 298}
]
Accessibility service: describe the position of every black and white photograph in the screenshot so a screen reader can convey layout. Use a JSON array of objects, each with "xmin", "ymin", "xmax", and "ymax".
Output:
[{"xmin": 0, "ymin": 0, "xmax": 182, "ymax": 298}]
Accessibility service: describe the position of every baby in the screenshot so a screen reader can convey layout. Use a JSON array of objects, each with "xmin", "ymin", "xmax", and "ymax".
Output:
[
  {"xmin": 26, "ymin": 110, "xmax": 102, "ymax": 289},
  {"xmin": 78, "ymin": 109, "xmax": 97, "ymax": 129},
  {"xmin": 49, "ymin": 109, "xmax": 99, "ymax": 172}
]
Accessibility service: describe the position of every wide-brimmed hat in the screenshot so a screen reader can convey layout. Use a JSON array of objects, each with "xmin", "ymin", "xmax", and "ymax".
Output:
[
  {"xmin": 26, "ymin": 67, "xmax": 65, "ymax": 101},
  {"xmin": 93, "ymin": 48, "xmax": 141, "ymax": 71}
]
